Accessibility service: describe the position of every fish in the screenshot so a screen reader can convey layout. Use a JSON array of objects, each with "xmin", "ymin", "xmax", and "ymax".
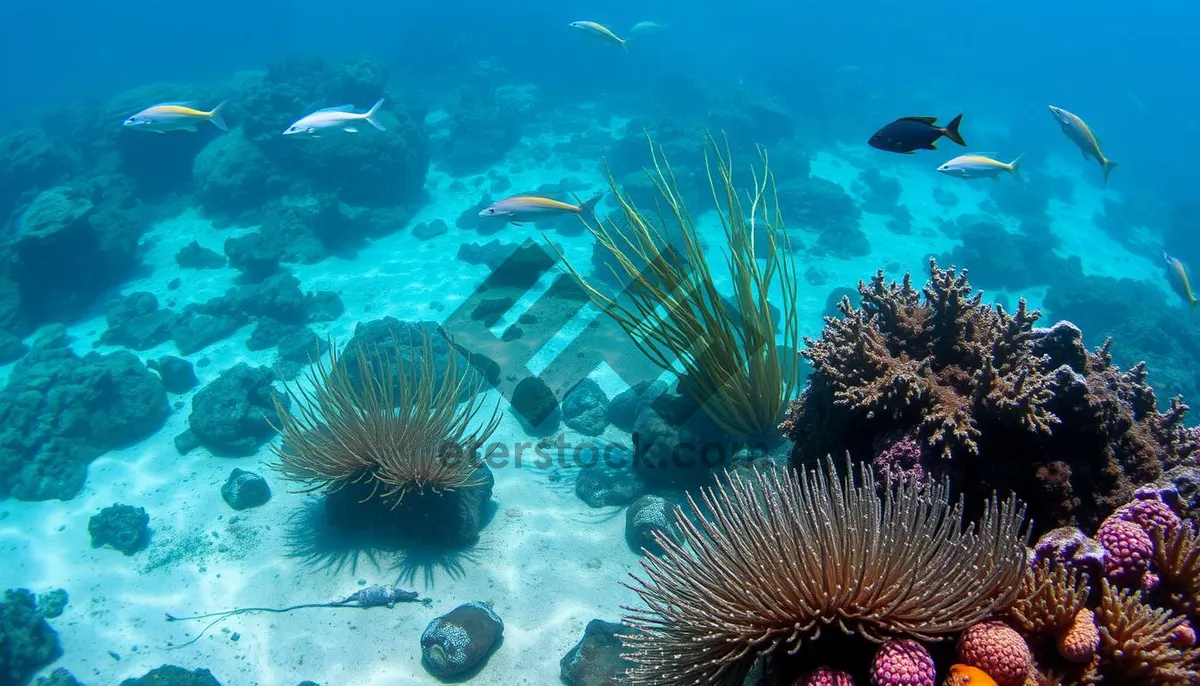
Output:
[
  {"xmin": 629, "ymin": 21, "xmax": 666, "ymax": 35},
  {"xmin": 942, "ymin": 664, "xmax": 998, "ymax": 686},
  {"xmin": 936, "ymin": 153, "xmax": 1023, "ymax": 181},
  {"xmin": 1163, "ymin": 251, "xmax": 1199, "ymax": 308},
  {"xmin": 123, "ymin": 101, "xmax": 228, "ymax": 133},
  {"xmin": 1048, "ymin": 105, "xmax": 1118, "ymax": 186},
  {"xmin": 569, "ymin": 21, "xmax": 628, "ymax": 50},
  {"xmin": 283, "ymin": 98, "xmax": 386, "ymax": 137},
  {"xmin": 478, "ymin": 193, "xmax": 603, "ymax": 226},
  {"xmin": 868, "ymin": 115, "xmax": 966, "ymax": 154}
]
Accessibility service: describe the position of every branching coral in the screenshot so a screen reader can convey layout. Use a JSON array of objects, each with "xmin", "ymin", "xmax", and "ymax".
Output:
[
  {"xmin": 1095, "ymin": 579, "xmax": 1200, "ymax": 684},
  {"xmin": 1007, "ymin": 559, "xmax": 1091, "ymax": 639},
  {"xmin": 269, "ymin": 331, "xmax": 500, "ymax": 502},
  {"xmin": 620, "ymin": 458, "xmax": 1028, "ymax": 685},
  {"xmin": 1153, "ymin": 524, "xmax": 1200, "ymax": 625},
  {"xmin": 552, "ymin": 133, "xmax": 802, "ymax": 440},
  {"xmin": 783, "ymin": 259, "xmax": 1199, "ymax": 532}
]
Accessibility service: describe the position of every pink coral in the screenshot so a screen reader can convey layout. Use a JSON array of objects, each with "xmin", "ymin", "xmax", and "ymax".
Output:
[
  {"xmin": 795, "ymin": 666, "xmax": 855, "ymax": 686},
  {"xmin": 1112, "ymin": 497, "xmax": 1181, "ymax": 537},
  {"xmin": 956, "ymin": 621, "xmax": 1032, "ymax": 686},
  {"xmin": 870, "ymin": 639, "xmax": 935, "ymax": 686},
  {"xmin": 1168, "ymin": 621, "xmax": 1197, "ymax": 649},
  {"xmin": 1097, "ymin": 517, "xmax": 1153, "ymax": 585}
]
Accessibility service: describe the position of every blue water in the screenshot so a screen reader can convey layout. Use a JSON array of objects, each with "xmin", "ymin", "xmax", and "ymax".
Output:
[{"xmin": 2, "ymin": 1, "xmax": 1200, "ymax": 684}]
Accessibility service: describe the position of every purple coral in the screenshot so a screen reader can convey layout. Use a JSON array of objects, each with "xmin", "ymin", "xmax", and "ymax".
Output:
[
  {"xmin": 872, "ymin": 433, "xmax": 932, "ymax": 487},
  {"xmin": 870, "ymin": 639, "xmax": 935, "ymax": 686},
  {"xmin": 1033, "ymin": 526, "xmax": 1106, "ymax": 581},
  {"xmin": 1097, "ymin": 517, "xmax": 1153, "ymax": 586},
  {"xmin": 1111, "ymin": 495, "xmax": 1181, "ymax": 536}
]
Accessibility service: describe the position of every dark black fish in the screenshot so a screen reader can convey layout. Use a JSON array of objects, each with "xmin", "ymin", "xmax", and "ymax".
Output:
[{"xmin": 868, "ymin": 115, "xmax": 966, "ymax": 154}]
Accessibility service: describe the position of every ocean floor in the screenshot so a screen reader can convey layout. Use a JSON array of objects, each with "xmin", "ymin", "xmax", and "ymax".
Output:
[{"xmin": 0, "ymin": 123, "xmax": 1180, "ymax": 684}]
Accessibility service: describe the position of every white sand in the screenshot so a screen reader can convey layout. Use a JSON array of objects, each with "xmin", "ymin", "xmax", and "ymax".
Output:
[{"xmin": 0, "ymin": 115, "xmax": 1173, "ymax": 684}]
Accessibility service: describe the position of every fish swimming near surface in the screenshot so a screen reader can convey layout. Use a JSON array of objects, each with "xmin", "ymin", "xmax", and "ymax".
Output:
[
  {"xmin": 936, "ymin": 153, "xmax": 1023, "ymax": 181},
  {"xmin": 569, "ymin": 21, "xmax": 628, "ymax": 50},
  {"xmin": 123, "ymin": 101, "xmax": 228, "ymax": 133},
  {"xmin": 479, "ymin": 193, "xmax": 602, "ymax": 226},
  {"xmin": 629, "ymin": 21, "xmax": 666, "ymax": 35},
  {"xmin": 1164, "ymin": 251, "xmax": 1199, "ymax": 308},
  {"xmin": 284, "ymin": 98, "xmax": 386, "ymax": 137},
  {"xmin": 1048, "ymin": 105, "xmax": 1118, "ymax": 186},
  {"xmin": 942, "ymin": 664, "xmax": 998, "ymax": 686},
  {"xmin": 869, "ymin": 115, "xmax": 966, "ymax": 154}
]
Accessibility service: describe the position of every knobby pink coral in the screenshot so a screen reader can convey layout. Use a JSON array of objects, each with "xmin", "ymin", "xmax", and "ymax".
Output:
[{"xmin": 955, "ymin": 621, "xmax": 1031, "ymax": 686}]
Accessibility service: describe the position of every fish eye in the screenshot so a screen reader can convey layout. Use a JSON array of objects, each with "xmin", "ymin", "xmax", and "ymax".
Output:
[{"xmin": 487, "ymin": 208, "xmax": 495, "ymax": 214}]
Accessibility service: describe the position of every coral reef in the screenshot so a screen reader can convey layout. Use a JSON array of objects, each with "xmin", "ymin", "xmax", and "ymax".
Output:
[
  {"xmin": 1, "ymin": 588, "xmax": 63, "ymax": 686},
  {"xmin": 782, "ymin": 259, "xmax": 1199, "ymax": 533},
  {"xmin": 0, "ymin": 331, "xmax": 168, "ymax": 501}
]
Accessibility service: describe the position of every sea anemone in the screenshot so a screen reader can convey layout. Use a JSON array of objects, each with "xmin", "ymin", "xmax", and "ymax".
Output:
[
  {"xmin": 620, "ymin": 458, "xmax": 1028, "ymax": 685},
  {"xmin": 268, "ymin": 332, "xmax": 500, "ymax": 502}
]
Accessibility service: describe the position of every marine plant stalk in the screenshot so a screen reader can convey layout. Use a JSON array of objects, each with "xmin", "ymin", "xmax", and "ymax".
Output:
[{"xmin": 552, "ymin": 134, "xmax": 801, "ymax": 439}]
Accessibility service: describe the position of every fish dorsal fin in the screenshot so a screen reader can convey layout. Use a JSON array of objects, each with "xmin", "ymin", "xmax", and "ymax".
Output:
[
  {"xmin": 900, "ymin": 116, "xmax": 939, "ymax": 124},
  {"xmin": 315, "ymin": 104, "xmax": 356, "ymax": 113}
]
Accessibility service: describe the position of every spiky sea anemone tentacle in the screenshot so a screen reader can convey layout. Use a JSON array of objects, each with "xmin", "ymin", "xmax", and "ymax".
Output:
[{"xmin": 620, "ymin": 458, "xmax": 1029, "ymax": 685}]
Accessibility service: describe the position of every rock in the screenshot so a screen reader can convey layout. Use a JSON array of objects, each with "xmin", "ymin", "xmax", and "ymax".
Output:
[
  {"xmin": 420, "ymin": 602, "xmax": 504, "ymax": 678},
  {"xmin": 169, "ymin": 306, "xmax": 244, "ymax": 355},
  {"xmin": 118, "ymin": 665, "xmax": 223, "ymax": 686},
  {"xmin": 1, "ymin": 588, "xmax": 63, "ymax": 685},
  {"xmin": 471, "ymin": 296, "xmax": 514, "ymax": 326},
  {"xmin": 0, "ymin": 331, "xmax": 27, "ymax": 365},
  {"xmin": 563, "ymin": 379, "xmax": 609, "ymax": 436},
  {"xmin": 181, "ymin": 364, "xmax": 287, "ymax": 456},
  {"xmin": 511, "ymin": 375, "xmax": 560, "ymax": 435},
  {"xmin": 324, "ymin": 465, "xmax": 494, "ymax": 547},
  {"xmin": 147, "ymin": 355, "xmax": 198, "ymax": 394},
  {"xmin": 100, "ymin": 292, "xmax": 175, "ymax": 350},
  {"xmin": 575, "ymin": 462, "xmax": 646, "ymax": 508},
  {"xmin": 607, "ymin": 381, "xmax": 666, "ymax": 433},
  {"xmin": 88, "ymin": 503, "xmax": 149, "ymax": 554},
  {"xmin": 175, "ymin": 241, "xmax": 226, "ymax": 269},
  {"xmin": 412, "ymin": 219, "xmax": 449, "ymax": 241},
  {"xmin": 35, "ymin": 667, "xmax": 82, "ymax": 686},
  {"xmin": 0, "ymin": 337, "xmax": 169, "ymax": 500},
  {"xmin": 35, "ymin": 589, "xmax": 68, "ymax": 620},
  {"xmin": 560, "ymin": 619, "xmax": 635, "ymax": 686},
  {"xmin": 625, "ymin": 494, "xmax": 679, "ymax": 555},
  {"xmin": 224, "ymin": 232, "xmax": 281, "ymax": 282},
  {"xmin": 221, "ymin": 469, "xmax": 271, "ymax": 510}
]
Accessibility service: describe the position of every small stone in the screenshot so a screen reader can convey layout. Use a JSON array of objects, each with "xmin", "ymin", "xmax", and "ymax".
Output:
[
  {"xmin": 221, "ymin": 469, "xmax": 271, "ymax": 510},
  {"xmin": 420, "ymin": 602, "xmax": 504, "ymax": 678}
]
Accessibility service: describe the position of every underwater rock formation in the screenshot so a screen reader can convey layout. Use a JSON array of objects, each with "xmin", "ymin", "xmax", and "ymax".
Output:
[
  {"xmin": 0, "ymin": 331, "xmax": 168, "ymax": 501},
  {"xmin": 88, "ymin": 503, "xmax": 150, "ymax": 555},
  {"xmin": 0, "ymin": 588, "xmax": 64, "ymax": 686},
  {"xmin": 420, "ymin": 602, "xmax": 504, "ymax": 678},
  {"xmin": 118, "ymin": 665, "xmax": 222, "ymax": 686},
  {"xmin": 782, "ymin": 259, "xmax": 1199, "ymax": 533},
  {"xmin": 560, "ymin": 619, "xmax": 636, "ymax": 686},
  {"xmin": 775, "ymin": 174, "xmax": 867, "ymax": 259},
  {"xmin": 220, "ymin": 468, "xmax": 271, "ymax": 510},
  {"xmin": 176, "ymin": 364, "xmax": 287, "ymax": 457}
]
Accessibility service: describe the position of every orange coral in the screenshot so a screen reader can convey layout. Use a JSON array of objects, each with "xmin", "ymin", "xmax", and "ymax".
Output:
[
  {"xmin": 1095, "ymin": 579, "xmax": 1200, "ymax": 684},
  {"xmin": 1056, "ymin": 608, "xmax": 1099, "ymax": 664},
  {"xmin": 1153, "ymin": 524, "xmax": 1200, "ymax": 625}
]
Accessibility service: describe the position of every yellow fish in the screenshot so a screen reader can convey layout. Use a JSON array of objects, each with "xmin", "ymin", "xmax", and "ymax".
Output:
[
  {"xmin": 943, "ymin": 664, "xmax": 998, "ymax": 686},
  {"xmin": 569, "ymin": 21, "xmax": 628, "ymax": 51},
  {"xmin": 1048, "ymin": 105, "xmax": 1118, "ymax": 186},
  {"xmin": 1164, "ymin": 251, "xmax": 1199, "ymax": 308},
  {"xmin": 123, "ymin": 101, "xmax": 228, "ymax": 133}
]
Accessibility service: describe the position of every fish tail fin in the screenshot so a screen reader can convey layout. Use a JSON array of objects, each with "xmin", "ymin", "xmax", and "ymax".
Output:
[
  {"xmin": 364, "ymin": 98, "xmax": 387, "ymax": 132},
  {"xmin": 1102, "ymin": 159, "xmax": 1118, "ymax": 187},
  {"xmin": 620, "ymin": 37, "xmax": 630, "ymax": 53},
  {"xmin": 208, "ymin": 101, "xmax": 229, "ymax": 132},
  {"xmin": 1008, "ymin": 153, "xmax": 1025, "ymax": 182},
  {"xmin": 580, "ymin": 193, "xmax": 603, "ymax": 219},
  {"xmin": 943, "ymin": 114, "xmax": 966, "ymax": 146}
]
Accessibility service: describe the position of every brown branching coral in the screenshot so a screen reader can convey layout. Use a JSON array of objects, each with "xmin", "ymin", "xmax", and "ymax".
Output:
[
  {"xmin": 1095, "ymin": 579, "xmax": 1200, "ymax": 684},
  {"xmin": 269, "ymin": 332, "xmax": 500, "ymax": 502},
  {"xmin": 620, "ymin": 458, "xmax": 1028, "ymax": 686},
  {"xmin": 1153, "ymin": 524, "xmax": 1200, "ymax": 625},
  {"xmin": 1007, "ymin": 559, "xmax": 1090, "ymax": 639},
  {"xmin": 782, "ymin": 259, "xmax": 1199, "ymax": 532}
]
